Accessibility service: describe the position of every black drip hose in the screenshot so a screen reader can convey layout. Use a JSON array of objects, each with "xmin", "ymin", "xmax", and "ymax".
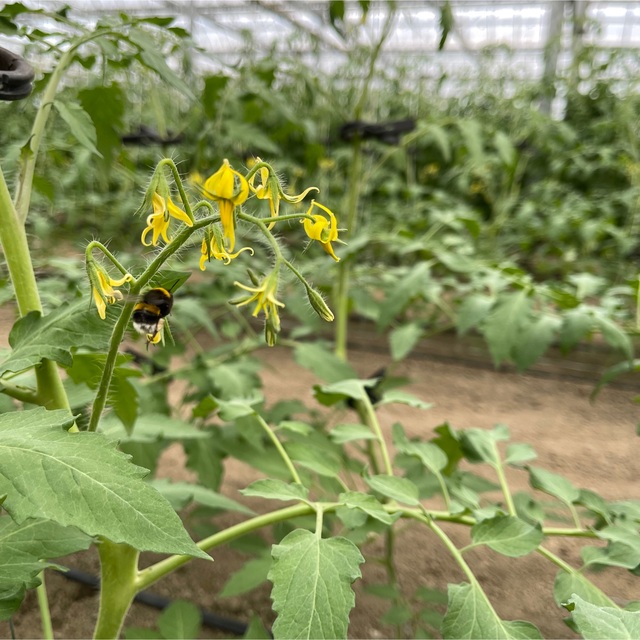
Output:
[{"xmin": 57, "ymin": 567, "xmax": 265, "ymax": 637}]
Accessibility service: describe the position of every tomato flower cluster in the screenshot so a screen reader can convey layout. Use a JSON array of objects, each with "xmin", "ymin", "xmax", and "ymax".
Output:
[{"xmin": 85, "ymin": 158, "xmax": 343, "ymax": 346}]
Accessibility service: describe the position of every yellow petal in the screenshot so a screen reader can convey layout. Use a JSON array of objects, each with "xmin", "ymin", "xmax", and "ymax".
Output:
[
  {"xmin": 92, "ymin": 287, "xmax": 107, "ymax": 320},
  {"xmin": 204, "ymin": 160, "xmax": 235, "ymax": 200},
  {"xmin": 280, "ymin": 185, "xmax": 318, "ymax": 204},
  {"xmin": 167, "ymin": 197, "xmax": 193, "ymax": 227}
]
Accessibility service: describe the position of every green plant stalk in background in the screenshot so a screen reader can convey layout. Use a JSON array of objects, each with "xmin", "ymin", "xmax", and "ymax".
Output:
[
  {"xmin": 0, "ymin": 166, "xmax": 70, "ymax": 413},
  {"xmin": 334, "ymin": 10, "xmax": 396, "ymax": 361}
]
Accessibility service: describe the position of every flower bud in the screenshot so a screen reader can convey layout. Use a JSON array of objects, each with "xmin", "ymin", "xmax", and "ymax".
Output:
[{"xmin": 306, "ymin": 286, "xmax": 334, "ymax": 322}]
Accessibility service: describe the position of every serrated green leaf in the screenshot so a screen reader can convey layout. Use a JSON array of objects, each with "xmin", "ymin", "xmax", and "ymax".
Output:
[
  {"xmin": 294, "ymin": 343, "xmax": 357, "ymax": 383},
  {"xmin": 512, "ymin": 314, "xmax": 561, "ymax": 371},
  {"xmin": 78, "ymin": 84, "xmax": 125, "ymax": 172},
  {"xmin": 53, "ymin": 100, "xmax": 102, "ymax": 157},
  {"xmin": 442, "ymin": 582, "xmax": 542, "ymax": 639},
  {"xmin": 390, "ymin": 323, "xmax": 422, "ymax": 361},
  {"xmin": 329, "ymin": 423, "xmax": 376, "ymax": 444},
  {"xmin": 457, "ymin": 294, "xmax": 495, "ymax": 335},
  {"xmin": 243, "ymin": 615, "xmax": 271, "ymax": 639},
  {"xmin": 0, "ymin": 515, "xmax": 92, "ymax": 610},
  {"xmin": 459, "ymin": 426, "xmax": 508, "ymax": 465},
  {"xmin": 365, "ymin": 475, "xmax": 420, "ymax": 505},
  {"xmin": 157, "ymin": 600, "xmax": 202, "ymax": 640},
  {"xmin": 378, "ymin": 390, "xmax": 433, "ymax": 409},
  {"xmin": 393, "ymin": 424, "xmax": 447, "ymax": 473},
  {"xmin": 553, "ymin": 570, "xmax": 617, "ymax": 608},
  {"xmin": 505, "ymin": 443, "xmax": 537, "ymax": 466},
  {"xmin": 378, "ymin": 262, "xmax": 431, "ymax": 329},
  {"xmin": 276, "ymin": 420, "xmax": 313, "ymax": 436},
  {"xmin": 559, "ymin": 308, "xmax": 594, "ymax": 352},
  {"xmin": 569, "ymin": 595, "xmax": 640, "ymax": 640},
  {"xmin": 471, "ymin": 515, "xmax": 543, "ymax": 557},
  {"xmin": 220, "ymin": 554, "xmax": 272, "ymax": 598},
  {"xmin": 315, "ymin": 378, "xmax": 375, "ymax": 403},
  {"xmin": 104, "ymin": 413, "xmax": 209, "ymax": 443},
  {"xmin": 528, "ymin": 466, "xmax": 580, "ymax": 505},
  {"xmin": 285, "ymin": 442, "xmax": 341, "ymax": 477},
  {"xmin": 269, "ymin": 529, "xmax": 364, "ymax": 639},
  {"xmin": 240, "ymin": 479, "xmax": 309, "ymax": 502},
  {"xmin": 482, "ymin": 291, "xmax": 532, "ymax": 366},
  {"xmin": 581, "ymin": 526, "xmax": 640, "ymax": 569},
  {"xmin": 150, "ymin": 479, "xmax": 253, "ymax": 515},
  {"xmin": 339, "ymin": 491, "xmax": 395, "ymax": 525},
  {"xmin": 595, "ymin": 315, "xmax": 633, "ymax": 360},
  {"xmin": 128, "ymin": 29, "xmax": 195, "ymax": 99},
  {"xmin": 0, "ymin": 302, "xmax": 113, "ymax": 377},
  {"xmin": 0, "ymin": 409, "xmax": 208, "ymax": 559}
]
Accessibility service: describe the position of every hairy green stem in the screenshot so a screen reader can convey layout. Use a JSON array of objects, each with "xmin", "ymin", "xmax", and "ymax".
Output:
[
  {"xmin": 94, "ymin": 540, "xmax": 140, "ymax": 639},
  {"xmin": 14, "ymin": 29, "xmax": 121, "ymax": 223},
  {"xmin": 360, "ymin": 394, "xmax": 393, "ymax": 476},
  {"xmin": 87, "ymin": 214, "xmax": 217, "ymax": 432},
  {"xmin": 334, "ymin": 10, "xmax": 395, "ymax": 361},
  {"xmin": 134, "ymin": 502, "xmax": 599, "ymax": 596},
  {"xmin": 254, "ymin": 413, "xmax": 302, "ymax": 484},
  {"xmin": 0, "ymin": 162, "xmax": 70, "ymax": 412},
  {"xmin": 36, "ymin": 574, "xmax": 53, "ymax": 640},
  {"xmin": 491, "ymin": 441, "xmax": 516, "ymax": 516},
  {"xmin": 135, "ymin": 502, "xmax": 318, "ymax": 591}
]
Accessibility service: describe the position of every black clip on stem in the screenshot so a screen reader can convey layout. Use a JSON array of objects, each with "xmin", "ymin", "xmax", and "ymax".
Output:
[{"xmin": 0, "ymin": 47, "xmax": 35, "ymax": 101}]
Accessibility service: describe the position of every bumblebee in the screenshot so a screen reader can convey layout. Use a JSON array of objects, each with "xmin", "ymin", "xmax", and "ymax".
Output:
[{"xmin": 132, "ymin": 287, "xmax": 174, "ymax": 346}]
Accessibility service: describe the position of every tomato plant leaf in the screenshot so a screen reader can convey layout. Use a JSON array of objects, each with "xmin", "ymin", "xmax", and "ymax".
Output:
[
  {"xmin": 150, "ymin": 479, "xmax": 254, "ymax": 515},
  {"xmin": 0, "ymin": 301, "xmax": 113, "ymax": 377},
  {"xmin": 329, "ymin": 423, "xmax": 377, "ymax": 444},
  {"xmin": 219, "ymin": 554, "xmax": 271, "ymax": 599},
  {"xmin": 553, "ymin": 570, "xmax": 617, "ymax": 608},
  {"xmin": 528, "ymin": 466, "xmax": 580, "ymax": 504},
  {"xmin": 365, "ymin": 475, "xmax": 420, "ymax": 505},
  {"xmin": 512, "ymin": 314, "xmax": 561, "ymax": 372},
  {"xmin": 339, "ymin": 491, "xmax": 395, "ymax": 525},
  {"xmin": 442, "ymin": 582, "xmax": 542, "ymax": 639},
  {"xmin": 390, "ymin": 323, "xmax": 422, "ymax": 361},
  {"xmin": 269, "ymin": 529, "xmax": 364, "ymax": 640},
  {"xmin": 240, "ymin": 479, "xmax": 309, "ymax": 502},
  {"xmin": 0, "ymin": 409, "xmax": 208, "ymax": 559},
  {"xmin": 482, "ymin": 291, "xmax": 532, "ymax": 367},
  {"xmin": 471, "ymin": 515, "xmax": 543, "ymax": 557},
  {"xmin": 53, "ymin": 99, "xmax": 102, "ymax": 157},
  {"xmin": 568, "ymin": 594, "xmax": 640, "ymax": 639},
  {"xmin": 157, "ymin": 600, "xmax": 202, "ymax": 640}
]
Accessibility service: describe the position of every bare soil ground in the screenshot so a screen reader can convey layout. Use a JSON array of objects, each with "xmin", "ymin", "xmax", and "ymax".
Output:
[{"xmin": 7, "ymin": 336, "xmax": 640, "ymax": 640}]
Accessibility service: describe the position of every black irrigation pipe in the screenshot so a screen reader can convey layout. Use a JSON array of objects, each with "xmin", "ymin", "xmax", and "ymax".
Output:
[{"xmin": 57, "ymin": 567, "xmax": 270, "ymax": 638}]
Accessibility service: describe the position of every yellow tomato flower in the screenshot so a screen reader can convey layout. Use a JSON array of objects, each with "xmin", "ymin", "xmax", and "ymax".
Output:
[
  {"xmin": 199, "ymin": 235, "xmax": 254, "ymax": 270},
  {"xmin": 302, "ymin": 200, "xmax": 342, "ymax": 262},
  {"xmin": 90, "ymin": 268, "xmax": 133, "ymax": 320},
  {"xmin": 141, "ymin": 192, "xmax": 193, "ymax": 247},
  {"xmin": 232, "ymin": 273, "xmax": 284, "ymax": 322},
  {"xmin": 249, "ymin": 159, "xmax": 318, "ymax": 230},
  {"xmin": 199, "ymin": 159, "xmax": 249, "ymax": 252}
]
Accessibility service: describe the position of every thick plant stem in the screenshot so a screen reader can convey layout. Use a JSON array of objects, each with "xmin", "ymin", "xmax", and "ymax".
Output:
[
  {"xmin": 333, "ymin": 10, "xmax": 395, "ymax": 361},
  {"xmin": 0, "ymin": 168, "xmax": 70, "ymax": 411},
  {"xmin": 36, "ymin": 573, "xmax": 53, "ymax": 640},
  {"xmin": 94, "ymin": 540, "xmax": 140, "ymax": 640},
  {"xmin": 334, "ymin": 139, "xmax": 362, "ymax": 361},
  {"xmin": 135, "ymin": 503, "xmax": 318, "ymax": 591}
]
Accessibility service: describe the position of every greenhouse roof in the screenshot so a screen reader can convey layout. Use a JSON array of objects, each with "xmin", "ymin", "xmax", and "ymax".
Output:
[{"xmin": 7, "ymin": 1, "xmax": 640, "ymax": 81}]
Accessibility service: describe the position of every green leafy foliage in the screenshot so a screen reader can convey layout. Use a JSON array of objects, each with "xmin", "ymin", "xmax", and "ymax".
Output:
[
  {"xmin": 568, "ymin": 594, "xmax": 640, "ymax": 640},
  {"xmin": 0, "ymin": 302, "xmax": 113, "ymax": 377},
  {"xmin": 470, "ymin": 515, "xmax": 543, "ymax": 557},
  {"xmin": 0, "ymin": 409, "xmax": 207, "ymax": 558},
  {"xmin": 442, "ymin": 583, "xmax": 542, "ymax": 639},
  {"xmin": 0, "ymin": 516, "xmax": 93, "ymax": 619},
  {"xmin": 269, "ymin": 529, "xmax": 364, "ymax": 640}
]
